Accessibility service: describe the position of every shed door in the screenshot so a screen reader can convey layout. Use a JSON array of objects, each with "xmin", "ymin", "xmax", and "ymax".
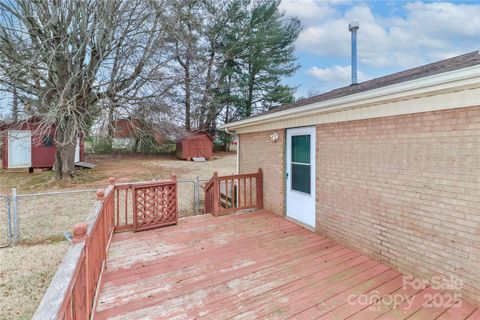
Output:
[
  {"xmin": 286, "ymin": 127, "xmax": 316, "ymax": 228},
  {"xmin": 8, "ymin": 130, "xmax": 32, "ymax": 168},
  {"xmin": 75, "ymin": 138, "xmax": 81, "ymax": 162},
  {"xmin": 190, "ymin": 139, "xmax": 205, "ymax": 157}
]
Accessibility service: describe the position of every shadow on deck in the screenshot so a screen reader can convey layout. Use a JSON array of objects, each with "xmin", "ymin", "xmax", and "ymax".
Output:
[{"xmin": 94, "ymin": 210, "xmax": 479, "ymax": 320}]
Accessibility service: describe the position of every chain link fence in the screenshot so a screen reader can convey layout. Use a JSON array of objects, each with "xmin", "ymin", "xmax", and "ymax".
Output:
[
  {"xmin": 1, "ymin": 177, "xmax": 211, "ymax": 246},
  {"xmin": 177, "ymin": 178, "xmax": 210, "ymax": 217},
  {"xmin": 16, "ymin": 189, "xmax": 98, "ymax": 244}
]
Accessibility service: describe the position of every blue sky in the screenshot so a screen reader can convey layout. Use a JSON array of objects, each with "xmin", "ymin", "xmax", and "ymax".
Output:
[
  {"xmin": 280, "ymin": 0, "xmax": 480, "ymax": 98},
  {"xmin": 1, "ymin": 1, "xmax": 478, "ymax": 116}
]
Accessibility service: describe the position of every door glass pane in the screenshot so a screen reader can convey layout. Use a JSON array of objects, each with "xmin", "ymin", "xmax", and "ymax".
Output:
[
  {"xmin": 291, "ymin": 135, "xmax": 310, "ymax": 164},
  {"xmin": 291, "ymin": 163, "xmax": 311, "ymax": 194}
]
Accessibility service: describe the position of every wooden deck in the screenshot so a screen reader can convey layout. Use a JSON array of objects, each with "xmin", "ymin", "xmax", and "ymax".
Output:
[{"xmin": 94, "ymin": 210, "xmax": 479, "ymax": 320}]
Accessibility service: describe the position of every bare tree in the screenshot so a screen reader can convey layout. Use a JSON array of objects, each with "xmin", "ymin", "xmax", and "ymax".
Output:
[
  {"xmin": 0, "ymin": 0, "xmax": 168, "ymax": 179},
  {"xmin": 0, "ymin": 82, "xmax": 21, "ymax": 121},
  {"xmin": 11, "ymin": 85, "xmax": 18, "ymax": 122},
  {"xmin": 163, "ymin": 0, "xmax": 203, "ymax": 132},
  {"xmin": 162, "ymin": 0, "xmax": 241, "ymax": 133}
]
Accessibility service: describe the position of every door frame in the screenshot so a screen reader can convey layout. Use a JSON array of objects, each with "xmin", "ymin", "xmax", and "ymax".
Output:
[
  {"xmin": 285, "ymin": 126, "xmax": 316, "ymax": 228},
  {"xmin": 8, "ymin": 130, "xmax": 32, "ymax": 168}
]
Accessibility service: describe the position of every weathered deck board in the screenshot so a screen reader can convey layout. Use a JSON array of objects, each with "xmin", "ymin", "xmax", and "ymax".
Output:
[{"xmin": 94, "ymin": 210, "xmax": 478, "ymax": 320}]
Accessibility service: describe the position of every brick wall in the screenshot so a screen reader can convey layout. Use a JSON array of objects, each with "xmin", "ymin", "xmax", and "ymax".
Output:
[
  {"xmin": 316, "ymin": 106, "xmax": 480, "ymax": 303},
  {"xmin": 239, "ymin": 130, "xmax": 285, "ymax": 215}
]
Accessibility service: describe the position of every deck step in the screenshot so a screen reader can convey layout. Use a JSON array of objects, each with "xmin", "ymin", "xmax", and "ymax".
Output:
[
  {"xmin": 75, "ymin": 162, "xmax": 96, "ymax": 169},
  {"xmin": 220, "ymin": 192, "xmax": 236, "ymax": 208}
]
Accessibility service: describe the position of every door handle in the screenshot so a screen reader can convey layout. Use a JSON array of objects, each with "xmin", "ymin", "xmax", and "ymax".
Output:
[{"xmin": 285, "ymin": 172, "xmax": 289, "ymax": 180}]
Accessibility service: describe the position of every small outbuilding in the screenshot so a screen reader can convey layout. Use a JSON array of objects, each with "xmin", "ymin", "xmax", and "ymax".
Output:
[
  {"xmin": 1, "ymin": 118, "xmax": 85, "ymax": 170},
  {"xmin": 176, "ymin": 131, "xmax": 213, "ymax": 161}
]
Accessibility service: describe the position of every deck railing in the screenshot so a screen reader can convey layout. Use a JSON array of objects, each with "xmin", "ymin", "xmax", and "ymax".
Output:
[
  {"xmin": 204, "ymin": 168, "xmax": 263, "ymax": 216},
  {"xmin": 112, "ymin": 175, "xmax": 178, "ymax": 232},
  {"xmin": 32, "ymin": 176, "xmax": 178, "ymax": 320}
]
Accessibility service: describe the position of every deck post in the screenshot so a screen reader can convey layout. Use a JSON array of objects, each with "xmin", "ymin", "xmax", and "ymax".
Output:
[
  {"xmin": 108, "ymin": 178, "xmax": 116, "ymax": 238},
  {"xmin": 98, "ymin": 188, "xmax": 106, "ymax": 263},
  {"xmin": 72, "ymin": 223, "xmax": 87, "ymax": 243},
  {"xmin": 72, "ymin": 222, "xmax": 90, "ymax": 315},
  {"xmin": 256, "ymin": 168, "xmax": 263, "ymax": 209},
  {"xmin": 212, "ymin": 172, "xmax": 220, "ymax": 216},
  {"xmin": 92, "ymin": 188, "xmax": 107, "ymax": 315},
  {"xmin": 96, "ymin": 189, "xmax": 105, "ymax": 201},
  {"xmin": 171, "ymin": 173, "xmax": 179, "ymax": 225}
]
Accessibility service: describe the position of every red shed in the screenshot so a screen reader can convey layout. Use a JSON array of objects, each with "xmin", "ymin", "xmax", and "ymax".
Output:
[
  {"xmin": 1, "ymin": 119, "xmax": 85, "ymax": 170},
  {"xmin": 176, "ymin": 132, "xmax": 213, "ymax": 160}
]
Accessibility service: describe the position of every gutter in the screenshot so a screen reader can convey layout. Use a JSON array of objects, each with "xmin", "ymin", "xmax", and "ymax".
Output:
[{"xmin": 220, "ymin": 64, "xmax": 480, "ymax": 131}]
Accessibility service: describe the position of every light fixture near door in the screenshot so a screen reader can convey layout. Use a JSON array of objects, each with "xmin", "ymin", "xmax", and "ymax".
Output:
[{"xmin": 267, "ymin": 132, "xmax": 279, "ymax": 142}]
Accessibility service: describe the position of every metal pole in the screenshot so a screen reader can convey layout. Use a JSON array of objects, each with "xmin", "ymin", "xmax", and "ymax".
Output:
[
  {"xmin": 351, "ymin": 30, "xmax": 357, "ymax": 84},
  {"xmin": 194, "ymin": 176, "xmax": 200, "ymax": 214},
  {"xmin": 12, "ymin": 188, "xmax": 19, "ymax": 243},
  {"xmin": 348, "ymin": 22, "xmax": 359, "ymax": 85},
  {"xmin": 6, "ymin": 197, "xmax": 12, "ymax": 242}
]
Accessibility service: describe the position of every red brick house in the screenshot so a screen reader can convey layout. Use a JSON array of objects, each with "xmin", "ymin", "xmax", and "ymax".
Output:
[
  {"xmin": 111, "ymin": 118, "xmax": 140, "ymax": 149},
  {"xmin": 111, "ymin": 118, "xmax": 166, "ymax": 150},
  {"xmin": 221, "ymin": 51, "xmax": 480, "ymax": 304}
]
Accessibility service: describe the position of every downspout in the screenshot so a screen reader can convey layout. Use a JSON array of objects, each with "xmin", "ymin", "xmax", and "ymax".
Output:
[
  {"xmin": 224, "ymin": 127, "xmax": 239, "ymax": 174},
  {"xmin": 236, "ymin": 134, "xmax": 239, "ymax": 174}
]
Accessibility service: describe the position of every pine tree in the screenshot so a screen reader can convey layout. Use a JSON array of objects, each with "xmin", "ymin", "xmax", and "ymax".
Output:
[{"xmin": 218, "ymin": 0, "xmax": 301, "ymax": 119}]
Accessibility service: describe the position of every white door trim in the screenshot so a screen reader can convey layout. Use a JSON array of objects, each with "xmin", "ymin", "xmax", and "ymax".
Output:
[
  {"xmin": 8, "ymin": 130, "xmax": 32, "ymax": 168},
  {"xmin": 285, "ymin": 126, "xmax": 316, "ymax": 228}
]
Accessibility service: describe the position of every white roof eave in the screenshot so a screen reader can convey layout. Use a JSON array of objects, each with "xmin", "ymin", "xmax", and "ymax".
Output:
[{"xmin": 220, "ymin": 64, "xmax": 480, "ymax": 131}]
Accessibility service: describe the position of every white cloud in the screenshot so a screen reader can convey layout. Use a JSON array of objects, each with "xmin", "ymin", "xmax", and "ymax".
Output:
[
  {"xmin": 286, "ymin": 1, "xmax": 480, "ymax": 69},
  {"xmin": 279, "ymin": 0, "xmax": 336, "ymax": 24},
  {"xmin": 306, "ymin": 65, "xmax": 369, "ymax": 85}
]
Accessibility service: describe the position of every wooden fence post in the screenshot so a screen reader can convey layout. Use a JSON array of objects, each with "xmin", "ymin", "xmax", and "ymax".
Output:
[
  {"xmin": 108, "ymin": 177, "xmax": 116, "ymax": 233},
  {"xmin": 212, "ymin": 172, "xmax": 220, "ymax": 216},
  {"xmin": 256, "ymin": 168, "xmax": 264, "ymax": 209}
]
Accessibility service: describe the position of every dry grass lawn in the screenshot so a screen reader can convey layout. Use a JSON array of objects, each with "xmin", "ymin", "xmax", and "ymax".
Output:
[
  {"xmin": 0, "ymin": 242, "xmax": 69, "ymax": 319},
  {"xmin": 0, "ymin": 151, "xmax": 237, "ymax": 193},
  {"xmin": 0, "ymin": 152, "xmax": 236, "ymax": 319}
]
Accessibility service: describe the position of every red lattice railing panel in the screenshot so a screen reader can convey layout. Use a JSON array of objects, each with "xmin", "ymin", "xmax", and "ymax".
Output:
[{"xmin": 133, "ymin": 181, "xmax": 178, "ymax": 232}]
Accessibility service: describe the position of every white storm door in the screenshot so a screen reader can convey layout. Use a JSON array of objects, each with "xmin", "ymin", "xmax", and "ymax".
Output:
[
  {"xmin": 286, "ymin": 127, "xmax": 316, "ymax": 228},
  {"xmin": 75, "ymin": 138, "xmax": 81, "ymax": 162},
  {"xmin": 8, "ymin": 130, "xmax": 32, "ymax": 168}
]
